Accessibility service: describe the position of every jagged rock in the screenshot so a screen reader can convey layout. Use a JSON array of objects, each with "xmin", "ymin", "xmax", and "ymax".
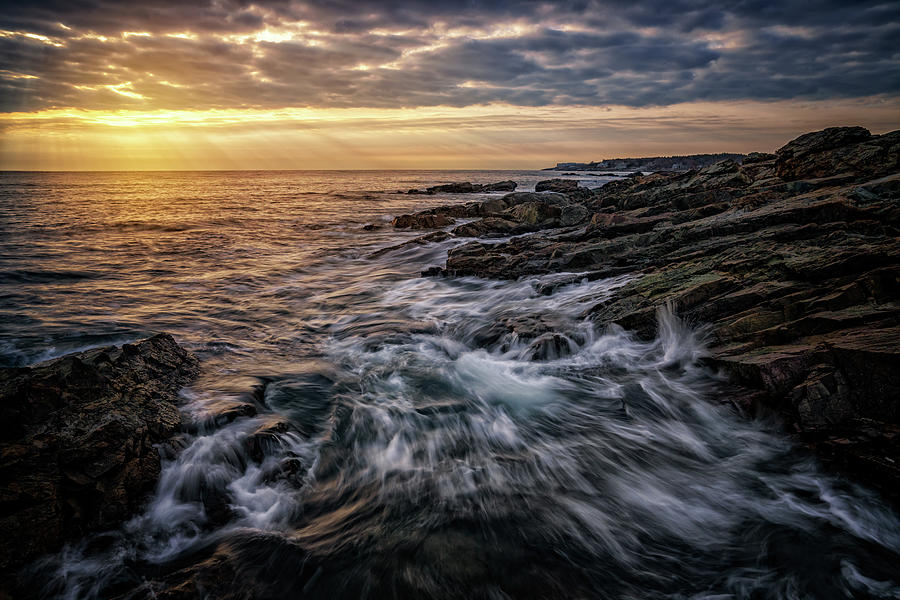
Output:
[
  {"xmin": 481, "ymin": 180, "xmax": 517, "ymax": 192},
  {"xmin": 774, "ymin": 127, "xmax": 899, "ymax": 181},
  {"xmin": 428, "ymin": 182, "xmax": 479, "ymax": 193},
  {"xmin": 418, "ymin": 181, "xmax": 518, "ymax": 194},
  {"xmin": 438, "ymin": 126, "xmax": 900, "ymax": 498},
  {"xmin": 500, "ymin": 191, "xmax": 570, "ymax": 207},
  {"xmin": 451, "ymin": 217, "xmax": 520, "ymax": 238},
  {"xmin": 560, "ymin": 204, "xmax": 590, "ymax": 226},
  {"xmin": 504, "ymin": 201, "xmax": 561, "ymax": 225},
  {"xmin": 743, "ymin": 152, "xmax": 776, "ymax": 164},
  {"xmin": 535, "ymin": 178, "xmax": 579, "ymax": 193},
  {"xmin": 391, "ymin": 213, "xmax": 456, "ymax": 229},
  {"xmin": 0, "ymin": 334, "xmax": 199, "ymax": 571}
]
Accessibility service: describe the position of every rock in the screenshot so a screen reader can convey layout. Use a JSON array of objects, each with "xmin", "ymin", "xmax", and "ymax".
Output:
[
  {"xmin": 533, "ymin": 180, "xmax": 594, "ymax": 201},
  {"xmin": 451, "ymin": 217, "xmax": 520, "ymax": 238},
  {"xmin": 504, "ymin": 201, "xmax": 561, "ymax": 225},
  {"xmin": 743, "ymin": 152, "xmax": 776, "ymax": 164},
  {"xmin": 369, "ymin": 231, "xmax": 453, "ymax": 258},
  {"xmin": 774, "ymin": 127, "xmax": 899, "ymax": 181},
  {"xmin": 535, "ymin": 178, "xmax": 579, "ymax": 193},
  {"xmin": 437, "ymin": 126, "xmax": 900, "ymax": 498},
  {"xmin": 428, "ymin": 182, "xmax": 478, "ymax": 194},
  {"xmin": 481, "ymin": 180, "xmax": 517, "ymax": 192},
  {"xmin": 0, "ymin": 334, "xmax": 199, "ymax": 572},
  {"xmin": 391, "ymin": 213, "xmax": 456, "ymax": 229},
  {"xmin": 423, "ymin": 181, "xmax": 517, "ymax": 194},
  {"xmin": 776, "ymin": 126, "xmax": 872, "ymax": 162},
  {"xmin": 560, "ymin": 204, "xmax": 590, "ymax": 227},
  {"xmin": 501, "ymin": 191, "xmax": 570, "ymax": 207}
]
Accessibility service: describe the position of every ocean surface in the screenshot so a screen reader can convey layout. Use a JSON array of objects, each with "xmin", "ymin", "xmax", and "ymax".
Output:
[{"xmin": 2, "ymin": 170, "xmax": 899, "ymax": 599}]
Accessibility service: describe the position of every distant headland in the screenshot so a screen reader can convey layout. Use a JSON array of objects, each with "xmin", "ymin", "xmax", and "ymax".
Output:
[{"xmin": 545, "ymin": 153, "xmax": 747, "ymax": 172}]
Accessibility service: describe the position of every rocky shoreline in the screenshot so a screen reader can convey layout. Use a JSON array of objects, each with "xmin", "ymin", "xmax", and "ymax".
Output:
[
  {"xmin": 1, "ymin": 126, "xmax": 897, "ymax": 596},
  {"xmin": 0, "ymin": 334, "xmax": 199, "ymax": 581},
  {"xmin": 391, "ymin": 126, "xmax": 900, "ymax": 501}
]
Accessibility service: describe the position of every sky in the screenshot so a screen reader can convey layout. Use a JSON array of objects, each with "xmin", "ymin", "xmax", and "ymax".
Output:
[{"xmin": 1, "ymin": 0, "xmax": 899, "ymax": 170}]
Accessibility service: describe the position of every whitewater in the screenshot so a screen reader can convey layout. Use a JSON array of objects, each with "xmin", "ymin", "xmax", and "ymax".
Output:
[{"xmin": 1, "ymin": 171, "xmax": 898, "ymax": 599}]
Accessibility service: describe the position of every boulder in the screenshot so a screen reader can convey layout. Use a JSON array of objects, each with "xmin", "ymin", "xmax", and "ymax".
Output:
[
  {"xmin": 451, "ymin": 217, "xmax": 520, "ymax": 238},
  {"xmin": 743, "ymin": 152, "xmax": 776, "ymax": 164},
  {"xmin": 501, "ymin": 191, "xmax": 570, "ymax": 207},
  {"xmin": 481, "ymin": 180, "xmax": 517, "ymax": 192},
  {"xmin": 0, "ymin": 334, "xmax": 199, "ymax": 571},
  {"xmin": 424, "ymin": 181, "xmax": 518, "ymax": 194},
  {"xmin": 391, "ymin": 213, "xmax": 456, "ymax": 229},
  {"xmin": 535, "ymin": 178, "xmax": 579, "ymax": 193},
  {"xmin": 428, "ymin": 182, "xmax": 478, "ymax": 194},
  {"xmin": 504, "ymin": 201, "xmax": 561, "ymax": 225}
]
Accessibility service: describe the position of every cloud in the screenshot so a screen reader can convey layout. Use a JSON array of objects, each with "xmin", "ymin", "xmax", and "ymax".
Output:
[{"xmin": 0, "ymin": 0, "xmax": 898, "ymax": 113}]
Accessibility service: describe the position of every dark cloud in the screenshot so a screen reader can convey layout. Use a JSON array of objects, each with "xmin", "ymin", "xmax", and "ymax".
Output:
[{"xmin": 0, "ymin": 0, "xmax": 897, "ymax": 112}]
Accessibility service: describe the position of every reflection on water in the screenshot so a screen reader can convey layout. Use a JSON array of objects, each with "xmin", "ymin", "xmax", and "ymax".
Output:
[{"xmin": 2, "ymin": 171, "xmax": 898, "ymax": 599}]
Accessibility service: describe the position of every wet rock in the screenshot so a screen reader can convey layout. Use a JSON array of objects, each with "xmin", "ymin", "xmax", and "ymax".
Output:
[
  {"xmin": 437, "ymin": 126, "xmax": 900, "ymax": 498},
  {"xmin": 419, "ymin": 181, "xmax": 518, "ymax": 194},
  {"xmin": 391, "ymin": 212, "xmax": 456, "ymax": 229},
  {"xmin": 451, "ymin": 217, "xmax": 520, "ymax": 238},
  {"xmin": 0, "ymin": 334, "xmax": 199, "ymax": 572},
  {"xmin": 369, "ymin": 230, "xmax": 453, "ymax": 258},
  {"xmin": 560, "ymin": 204, "xmax": 590, "ymax": 227},
  {"xmin": 504, "ymin": 201, "xmax": 561, "ymax": 225},
  {"xmin": 535, "ymin": 178, "xmax": 579, "ymax": 193},
  {"xmin": 481, "ymin": 180, "xmax": 517, "ymax": 192},
  {"xmin": 427, "ymin": 182, "xmax": 479, "ymax": 194},
  {"xmin": 500, "ymin": 191, "xmax": 570, "ymax": 207},
  {"xmin": 533, "ymin": 179, "xmax": 593, "ymax": 202}
]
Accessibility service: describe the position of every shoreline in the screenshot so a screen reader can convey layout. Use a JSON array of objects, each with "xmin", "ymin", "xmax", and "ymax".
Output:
[{"xmin": 390, "ymin": 125, "xmax": 900, "ymax": 503}]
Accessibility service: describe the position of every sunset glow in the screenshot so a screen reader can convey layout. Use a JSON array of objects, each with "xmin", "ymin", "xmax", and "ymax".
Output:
[{"xmin": 2, "ymin": 1, "xmax": 899, "ymax": 169}]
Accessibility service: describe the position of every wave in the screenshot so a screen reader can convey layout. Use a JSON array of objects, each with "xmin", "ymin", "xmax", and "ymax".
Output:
[{"xmin": 32, "ymin": 274, "xmax": 900, "ymax": 599}]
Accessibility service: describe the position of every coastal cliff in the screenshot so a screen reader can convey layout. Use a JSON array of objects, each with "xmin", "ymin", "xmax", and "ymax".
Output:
[{"xmin": 403, "ymin": 126, "xmax": 900, "ymax": 499}]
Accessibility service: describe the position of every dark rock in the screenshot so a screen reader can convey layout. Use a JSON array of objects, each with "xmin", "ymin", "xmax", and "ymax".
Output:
[
  {"xmin": 774, "ymin": 127, "xmax": 899, "ymax": 181},
  {"xmin": 560, "ymin": 204, "xmax": 590, "ymax": 227},
  {"xmin": 743, "ymin": 152, "xmax": 776, "ymax": 164},
  {"xmin": 535, "ymin": 178, "xmax": 579, "ymax": 193},
  {"xmin": 428, "ymin": 182, "xmax": 478, "ymax": 194},
  {"xmin": 369, "ymin": 231, "xmax": 453, "ymax": 258},
  {"xmin": 0, "ymin": 334, "xmax": 199, "ymax": 572},
  {"xmin": 436, "ymin": 126, "xmax": 900, "ymax": 498},
  {"xmin": 532, "ymin": 179, "xmax": 594, "ymax": 203},
  {"xmin": 481, "ymin": 180, "xmax": 517, "ymax": 192},
  {"xmin": 504, "ymin": 201, "xmax": 561, "ymax": 225},
  {"xmin": 451, "ymin": 217, "xmax": 520, "ymax": 238},
  {"xmin": 500, "ymin": 191, "xmax": 570, "ymax": 207},
  {"xmin": 423, "ymin": 181, "xmax": 517, "ymax": 194},
  {"xmin": 391, "ymin": 213, "xmax": 455, "ymax": 229}
]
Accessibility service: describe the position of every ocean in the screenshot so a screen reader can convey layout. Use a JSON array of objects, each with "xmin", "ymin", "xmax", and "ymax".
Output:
[{"xmin": 2, "ymin": 170, "xmax": 898, "ymax": 599}]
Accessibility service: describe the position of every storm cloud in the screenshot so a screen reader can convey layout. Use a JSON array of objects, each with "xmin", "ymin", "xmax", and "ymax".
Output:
[{"xmin": 1, "ymin": 0, "xmax": 898, "ymax": 112}]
